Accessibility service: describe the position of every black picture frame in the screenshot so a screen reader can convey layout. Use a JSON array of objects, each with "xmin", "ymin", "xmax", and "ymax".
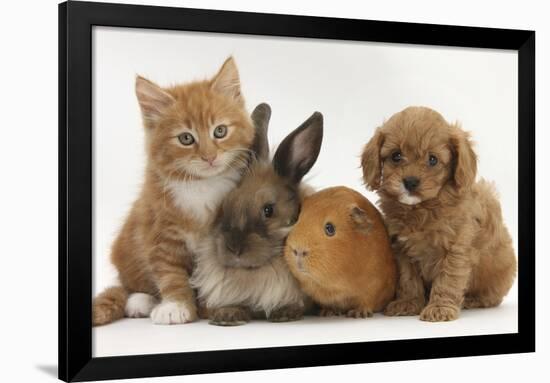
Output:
[{"xmin": 58, "ymin": 1, "xmax": 535, "ymax": 381}]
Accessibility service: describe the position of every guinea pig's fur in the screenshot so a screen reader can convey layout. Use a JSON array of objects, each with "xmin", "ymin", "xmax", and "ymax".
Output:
[
  {"xmin": 285, "ymin": 186, "xmax": 397, "ymax": 317},
  {"xmin": 190, "ymin": 104, "xmax": 323, "ymax": 325}
]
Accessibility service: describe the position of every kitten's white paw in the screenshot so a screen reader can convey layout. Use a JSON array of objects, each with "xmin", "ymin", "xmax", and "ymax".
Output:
[
  {"xmin": 150, "ymin": 300, "xmax": 197, "ymax": 325},
  {"xmin": 125, "ymin": 293, "xmax": 157, "ymax": 318}
]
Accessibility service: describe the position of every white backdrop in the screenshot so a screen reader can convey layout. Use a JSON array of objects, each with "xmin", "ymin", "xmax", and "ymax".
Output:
[
  {"xmin": 93, "ymin": 27, "xmax": 518, "ymax": 294},
  {"xmin": 3, "ymin": 0, "xmax": 547, "ymax": 382},
  {"xmin": 92, "ymin": 25, "xmax": 519, "ymax": 357}
]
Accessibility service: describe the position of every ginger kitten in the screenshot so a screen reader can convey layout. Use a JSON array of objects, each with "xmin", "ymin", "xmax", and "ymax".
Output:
[{"xmin": 93, "ymin": 57, "xmax": 255, "ymax": 325}]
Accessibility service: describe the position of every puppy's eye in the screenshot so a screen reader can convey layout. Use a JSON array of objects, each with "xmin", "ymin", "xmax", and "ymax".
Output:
[
  {"xmin": 213, "ymin": 124, "xmax": 228, "ymax": 139},
  {"xmin": 325, "ymin": 223, "xmax": 336, "ymax": 237},
  {"xmin": 391, "ymin": 151, "xmax": 402, "ymax": 163},
  {"xmin": 428, "ymin": 154, "xmax": 438, "ymax": 167},
  {"xmin": 178, "ymin": 132, "xmax": 195, "ymax": 146},
  {"xmin": 263, "ymin": 203, "xmax": 274, "ymax": 218}
]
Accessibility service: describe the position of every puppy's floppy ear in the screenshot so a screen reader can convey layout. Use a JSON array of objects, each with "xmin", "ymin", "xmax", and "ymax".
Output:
[
  {"xmin": 361, "ymin": 128, "xmax": 384, "ymax": 190},
  {"xmin": 350, "ymin": 206, "xmax": 373, "ymax": 235},
  {"xmin": 450, "ymin": 123, "xmax": 477, "ymax": 193}
]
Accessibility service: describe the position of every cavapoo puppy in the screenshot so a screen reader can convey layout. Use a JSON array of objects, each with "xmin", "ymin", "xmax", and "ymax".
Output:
[{"xmin": 361, "ymin": 106, "xmax": 516, "ymax": 322}]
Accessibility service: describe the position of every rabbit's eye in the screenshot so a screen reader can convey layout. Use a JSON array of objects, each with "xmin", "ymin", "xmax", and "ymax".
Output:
[
  {"xmin": 325, "ymin": 222, "xmax": 336, "ymax": 237},
  {"xmin": 263, "ymin": 204, "xmax": 274, "ymax": 218}
]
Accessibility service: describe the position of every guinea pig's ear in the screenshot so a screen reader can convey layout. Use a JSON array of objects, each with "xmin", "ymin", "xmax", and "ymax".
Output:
[
  {"xmin": 250, "ymin": 103, "xmax": 271, "ymax": 162},
  {"xmin": 361, "ymin": 128, "xmax": 384, "ymax": 190},
  {"xmin": 449, "ymin": 123, "xmax": 477, "ymax": 193},
  {"xmin": 350, "ymin": 206, "xmax": 373, "ymax": 235},
  {"xmin": 273, "ymin": 112, "xmax": 323, "ymax": 184}
]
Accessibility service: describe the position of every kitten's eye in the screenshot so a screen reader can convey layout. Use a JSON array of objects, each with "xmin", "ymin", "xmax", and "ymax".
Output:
[
  {"xmin": 214, "ymin": 124, "xmax": 228, "ymax": 139},
  {"xmin": 178, "ymin": 132, "xmax": 195, "ymax": 146},
  {"xmin": 263, "ymin": 203, "xmax": 274, "ymax": 218},
  {"xmin": 428, "ymin": 154, "xmax": 438, "ymax": 167},
  {"xmin": 325, "ymin": 223, "xmax": 336, "ymax": 237},
  {"xmin": 391, "ymin": 151, "xmax": 402, "ymax": 163}
]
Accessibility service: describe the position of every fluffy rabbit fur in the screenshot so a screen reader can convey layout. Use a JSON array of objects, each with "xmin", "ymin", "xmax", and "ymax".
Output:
[{"xmin": 190, "ymin": 104, "xmax": 324, "ymax": 326}]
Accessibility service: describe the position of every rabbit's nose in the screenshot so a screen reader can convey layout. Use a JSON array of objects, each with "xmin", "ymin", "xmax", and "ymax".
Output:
[
  {"xmin": 226, "ymin": 241, "xmax": 243, "ymax": 256},
  {"xmin": 292, "ymin": 248, "xmax": 308, "ymax": 258}
]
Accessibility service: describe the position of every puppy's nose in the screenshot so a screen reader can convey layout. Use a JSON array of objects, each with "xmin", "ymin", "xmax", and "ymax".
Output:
[
  {"xmin": 292, "ymin": 248, "xmax": 308, "ymax": 258},
  {"xmin": 403, "ymin": 177, "xmax": 420, "ymax": 192}
]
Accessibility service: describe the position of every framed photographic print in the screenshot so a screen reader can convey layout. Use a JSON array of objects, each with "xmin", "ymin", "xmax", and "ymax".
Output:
[{"xmin": 59, "ymin": 1, "xmax": 535, "ymax": 381}]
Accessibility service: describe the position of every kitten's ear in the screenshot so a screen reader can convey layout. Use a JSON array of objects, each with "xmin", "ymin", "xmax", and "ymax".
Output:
[
  {"xmin": 135, "ymin": 75, "xmax": 175, "ymax": 126},
  {"xmin": 211, "ymin": 56, "xmax": 243, "ymax": 104},
  {"xmin": 250, "ymin": 103, "xmax": 271, "ymax": 161}
]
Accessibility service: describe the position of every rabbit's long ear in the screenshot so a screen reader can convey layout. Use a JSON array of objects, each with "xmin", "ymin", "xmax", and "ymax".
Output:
[
  {"xmin": 250, "ymin": 103, "xmax": 271, "ymax": 161},
  {"xmin": 273, "ymin": 112, "xmax": 323, "ymax": 184}
]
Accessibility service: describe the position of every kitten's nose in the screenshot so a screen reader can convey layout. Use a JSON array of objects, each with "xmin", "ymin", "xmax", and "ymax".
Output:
[
  {"xmin": 201, "ymin": 154, "xmax": 217, "ymax": 165},
  {"xmin": 292, "ymin": 248, "xmax": 308, "ymax": 258},
  {"xmin": 403, "ymin": 176, "xmax": 420, "ymax": 192}
]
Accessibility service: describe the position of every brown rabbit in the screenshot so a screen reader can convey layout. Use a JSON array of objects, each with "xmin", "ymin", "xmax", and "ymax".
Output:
[
  {"xmin": 284, "ymin": 186, "xmax": 397, "ymax": 317},
  {"xmin": 190, "ymin": 104, "xmax": 323, "ymax": 326}
]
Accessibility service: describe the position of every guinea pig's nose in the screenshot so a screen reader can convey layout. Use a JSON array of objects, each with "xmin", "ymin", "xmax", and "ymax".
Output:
[
  {"xmin": 292, "ymin": 248, "xmax": 308, "ymax": 258},
  {"xmin": 403, "ymin": 176, "xmax": 420, "ymax": 192}
]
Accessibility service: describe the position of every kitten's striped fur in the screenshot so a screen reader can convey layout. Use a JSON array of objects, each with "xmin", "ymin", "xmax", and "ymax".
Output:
[{"xmin": 92, "ymin": 57, "xmax": 255, "ymax": 325}]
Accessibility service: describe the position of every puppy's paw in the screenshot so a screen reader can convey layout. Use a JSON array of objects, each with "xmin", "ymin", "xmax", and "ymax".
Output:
[
  {"xmin": 420, "ymin": 303, "xmax": 460, "ymax": 322},
  {"xmin": 125, "ymin": 293, "xmax": 157, "ymax": 318},
  {"xmin": 150, "ymin": 300, "xmax": 197, "ymax": 325},
  {"xmin": 268, "ymin": 304, "xmax": 304, "ymax": 322},
  {"xmin": 346, "ymin": 307, "xmax": 373, "ymax": 318},
  {"xmin": 463, "ymin": 295, "xmax": 502, "ymax": 309},
  {"xmin": 209, "ymin": 307, "xmax": 250, "ymax": 326},
  {"xmin": 384, "ymin": 298, "xmax": 424, "ymax": 316}
]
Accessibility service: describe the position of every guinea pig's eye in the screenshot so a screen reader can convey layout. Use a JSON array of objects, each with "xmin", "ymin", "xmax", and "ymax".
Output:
[
  {"xmin": 178, "ymin": 132, "xmax": 195, "ymax": 146},
  {"xmin": 324, "ymin": 222, "xmax": 336, "ymax": 237},
  {"xmin": 263, "ymin": 203, "xmax": 274, "ymax": 218},
  {"xmin": 391, "ymin": 150, "xmax": 402, "ymax": 163},
  {"xmin": 428, "ymin": 154, "xmax": 438, "ymax": 167}
]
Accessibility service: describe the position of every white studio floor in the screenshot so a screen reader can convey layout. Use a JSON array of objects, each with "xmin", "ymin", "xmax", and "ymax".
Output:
[{"xmin": 92, "ymin": 299, "xmax": 518, "ymax": 357}]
